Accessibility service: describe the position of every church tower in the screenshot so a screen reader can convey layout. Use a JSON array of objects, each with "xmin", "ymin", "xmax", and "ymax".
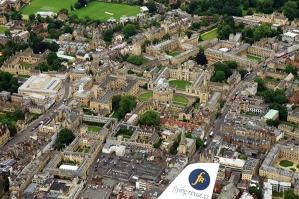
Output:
[
  {"xmin": 177, "ymin": 131, "xmax": 187, "ymax": 155},
  {"xmin": 199, "ymin": 73, "xmax": 209, "ymax": 103}
]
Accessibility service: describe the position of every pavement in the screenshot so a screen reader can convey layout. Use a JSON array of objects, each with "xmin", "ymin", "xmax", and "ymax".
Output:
[
  {"xmin": 191, "ymin": 71, "xmax": 257, "ymax": 163},
  {"xmin": 0, "ymin": 79, "xmax": 71, "ymax": 150}
]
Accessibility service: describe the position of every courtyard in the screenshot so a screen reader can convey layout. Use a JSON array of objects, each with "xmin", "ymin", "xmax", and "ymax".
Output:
[
  {"xmin": 169, "ymin": 80, "xmax": 191, "ymax": 90},
  {"xmin": 173, "ymin": 95, "xmax": 188, "ymax": 106},
  {"xmin": 201, "ymin": 28, "xmax": 218, "ymax": 40},
  {"xmin": 87, "ymin": 126, "xmax": 101, "ymax": 132},
  {"xmin": 139, "ymin": 91, "xmax": 153, "ymax": 101},
  {"xmin": 274, "ymin": 158, "xmax": 299, "ymax": 173},
  {"xmin": 246, "ymin": 54, "xmax": 262, "ymax": 62}
]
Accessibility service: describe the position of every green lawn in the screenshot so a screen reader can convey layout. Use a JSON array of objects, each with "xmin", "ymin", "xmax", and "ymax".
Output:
[
  {"xmin": 0, "ymin": 26, "xmax": 8, "ymax": 34},
  {"xmin": 168, "ymin": 51, "xmax": 182, "ymax": 57},
  {"xmin": 88, "ymin": 126, "xmax": 101, "ymax": 132},
  {"xmin": 169, "ymin": 80, "xmax": 191, "ymax": 90},
  {"xmin": 18, "ymin": 74, "xmax": 31, "ymax": 78},
  {"xmin": 139, "ymin": 92, "xmax": 153, "ymax": 101},
  {"xmin": 20, "ymin": 62, "xmax": 33, "ymax": 68},
  {"xmin": 246, "ymin": 54, "xmax": 262, "ymax": 62},
  {"xmin": 77, "ymin": 148, "xmax": 90, "ymax": 153},
  {"xmin": 72, "ymin": 2, "xmax": 140, "ymax": 21},
  {"xmin": 22, "ymin": 0, "xmax": 77, "ymax": 14},
  {"xmin": 173, "ymin": 95, "xmax": 188, "ymax": 106},
  {"xmin": 280, "ymin": 160, "xmax": 294, "ymax": 167},
  {"xmin": 201, "ymin": 28, "xmax": 218, "ymax": 40}
]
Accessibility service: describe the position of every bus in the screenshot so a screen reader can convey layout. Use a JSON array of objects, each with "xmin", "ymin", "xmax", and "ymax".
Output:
[
  {"xmin": 204, "ymin": 141, "xmax": 207, "ymax": 147},
  {"xmin": 209, "ymin": 131, "xmax": 214, "ymax": 137},
  {"xmin": 232, "ymin": 95, "xmax": 236, "ymax": 101},
  {"xmin": 235, "ymin": 91, "xmax": 240, "ymax": 96}
]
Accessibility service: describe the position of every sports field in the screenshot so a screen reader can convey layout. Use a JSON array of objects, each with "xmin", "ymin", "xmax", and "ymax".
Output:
[
  {"xmin": 72, "ymin": 2, "xmax": 140, "ymax": 21},
  {"xmin": 22, "ymin": 0, "xmax": 77, "ymax": 14},
  {"xmin": 21, "ymin": 1, "xmax": 140, "ymax": 21}
]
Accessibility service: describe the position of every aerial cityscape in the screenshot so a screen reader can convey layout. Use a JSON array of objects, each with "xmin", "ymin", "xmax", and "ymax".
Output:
[{"xmin": 0, "ymin": 0, "xmax": 299, "ymax": 198}]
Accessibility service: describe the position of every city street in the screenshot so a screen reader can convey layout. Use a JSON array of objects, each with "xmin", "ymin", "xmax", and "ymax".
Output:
[
  {"xmin": 0, "ymin": 80, "xmax": 70, "ymax": 150},
  {"xmin": 192, "ymin": 71, "xmax": 257, "ymax": 163}
]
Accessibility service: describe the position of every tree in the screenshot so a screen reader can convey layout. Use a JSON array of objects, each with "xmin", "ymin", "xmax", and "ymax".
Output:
[
  {"xmin": 4, "ymin": 29, "xmax": 11, "ymax": 37},
  {"xmin": 115, "ymin": 95, "xmax": 137, "ymax": 120},
  {"xmin": 225, "ymin": 61, "xmax": 238, "ymax": 69},
  {"xmin": 48, "ymin": 42, "xmax": 59, "ymax": 52},
  {"xmin": 103, "ymin": 29, "xmax": 113, "ymax": 42},
  {"xmin": 57, "ymin": 129, "xmax": 75, "ymax": 145},
  {"xmin": 243, "ymin": 0, "xmax": 249, "ymax": 10},
  {"xmin": 282, "ymin": 1, "xmax": 297, "ymax": 20},
  {"xmin": 285, "ymin": 64, "xmax": 297, "ymax": 75},
  {"xmin": 112, "ymin": 95, "xmax": 122, "ymax": 110},
  {"xmin": 185, "ymin": 30, "xmax": 192, "ymax": 39},
  {"xmin": 59, "ymin": 8, "xmax": 68, "ymax": 15},
  {"xmin": 47, "ymin": 52, "xmax": 58, "ymax": 65},
  {"xmin": 249, "ymin": 187, "xmax": 261, "ymax": 199},
  {"xmin": 238, "ymin": 69, "xmax": 248, "ymax": 79},
  {"xmin": 78, "ymin": 0, "xmax": 87, "ymax": 7},
  {"xmin": 254, "ymin": 23, "xmax": 271, "ymax": 41},
  {"xmin": 284, "ymin": 189, "xmax": 299, "ymax": 199},
  {"xmin": 195, "ymin": 137, "xmax": 204, "ymax": 149},
  {"xmin": 123, "ymin": 24, "xmax": 137, "ymax": 38},
  {"xmin": 12, "ymin": 109, "xmax": 25, "ymax": 120},
  {"xmin": 254, "ymin": 77, "xmax": 267, "ymax": 92},
  {"xmin": 266, "ymin": 119, "xmax": 280, "ymax": 127},
  {"xmin": 36, "ymin": 62, "xmax": 49, "ymax": 72},
  {"xmin": 213, "ymin": 71, "xmax": 226, "ymax": 82},
  {"xmin": 74, "ymin": 2, "xmax": 81, "ymax": 9},
  {"xmin": 147, "ymin": 1, "xmax": 157, "ymax": 13},
  {"xmin": 140, "ymin": 110, "xmax": 160, "ymax": 126},
  {"xmin": 163, "ymin": 33, "xmax": 170, "ymax": 40},
  {"xmin": 195, "ymin": 52, "xmax": 208, "ymax": 65},
  {"xmin": 29, "ymin": 14, "xmax": 36, "ymax": 22},
  {"xmin": 218, "ymin": 24, "xmax": 233, "ymax": 40}
]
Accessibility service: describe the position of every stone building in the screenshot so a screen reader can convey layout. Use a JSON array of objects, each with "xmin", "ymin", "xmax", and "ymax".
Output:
[
  {"xmin": 177, "ymin": 131, "xmax": 196, "ymax": 159},
  {"xmin": 0, "ymin": 0, "xmax": 21, "ymax": 13},
  {"xmin": 153, "ymin": 77, "xmax": 174, "ymax": 104},
  {"xmin": 0, "ymin": 125, "xmax": 9, "ymax": 146},
  {"xmin": 0, "ymin": 48, "xmax": 47, "ymax": 75},
  {"xmin": 251, "ymin": 12, "xmax": 288, "ymax": 26}
]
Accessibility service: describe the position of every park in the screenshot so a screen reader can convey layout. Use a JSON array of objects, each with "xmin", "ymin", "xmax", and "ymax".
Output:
[{"xmin": 21, "ymin": 0, "xmax": 141, "ymax": 21}]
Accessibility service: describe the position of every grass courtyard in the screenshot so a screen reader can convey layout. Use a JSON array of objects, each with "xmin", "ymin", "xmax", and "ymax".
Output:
[
  {"xmin": 201, "ymin": 28, "xmax": 218, "ymax": 40},
  {"xmin": 279, "ymin": 160, "xmax": 294, "ymax": 167},
  {"xmin": 173, "ymin": 95, "xmax": 188, "ymax": 106},
  {"xmin": 168, "ymin": 51, "xmax": 182, "ymax": 57},
  {"xmin": 0, "ymin": 26, "xmax": 8, "ymax": 34},
  {"xmin": 169, "ymin": 80, "xmax": 191, "ymax": 90},
  {"xmin": 22, "ymin": 0, "xmax": 77, "ymax": 14},
  {"xmin": 72, "ymin": 2, "xmax": 140, "ymax": 21},
  {"xmin": 77, "ymin": 147, "xmax": 90, "ymax": 153},
  {"xmin": 246, "ymin": 54, "xmax": 262, "ymax": 62},
  {"xmin": 139, "ymin": 92, "xmax": 153, "ymax": 101},
  {"xmin": 87, "ymin": 126, "xmax": 101, "ymax": 132}
]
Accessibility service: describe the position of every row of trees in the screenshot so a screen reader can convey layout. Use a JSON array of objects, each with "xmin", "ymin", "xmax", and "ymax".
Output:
[{"xmin": 103, "ymin": 23, "xmax": 137, "ymax": 42}]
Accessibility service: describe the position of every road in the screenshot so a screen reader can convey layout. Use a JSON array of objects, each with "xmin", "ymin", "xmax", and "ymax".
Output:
[
  {"xmin": 0, "ymin": 80, "xmax": 70, "ymax": 150},
  {"xmin": 192, "ymin": 72, "xmax": 257, "ymax": 163}
]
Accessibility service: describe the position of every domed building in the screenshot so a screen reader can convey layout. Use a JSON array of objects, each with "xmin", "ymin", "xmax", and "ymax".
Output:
[{"xmin": 153, "ymin": 77, "xmax": 174, "ymax": 104}]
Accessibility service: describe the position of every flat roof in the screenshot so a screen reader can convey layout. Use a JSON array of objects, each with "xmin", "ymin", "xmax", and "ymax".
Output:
[
  {"xmin": 284, "ymin": 32, "xmax": 298, "ymax": 38},
  {"xmin": 264, "ymin": 109, "xmax": 279, "ymax": 119},
  {"xmin": 59, "ymin": 165, "xmax": 78, "ymax": 171}
]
